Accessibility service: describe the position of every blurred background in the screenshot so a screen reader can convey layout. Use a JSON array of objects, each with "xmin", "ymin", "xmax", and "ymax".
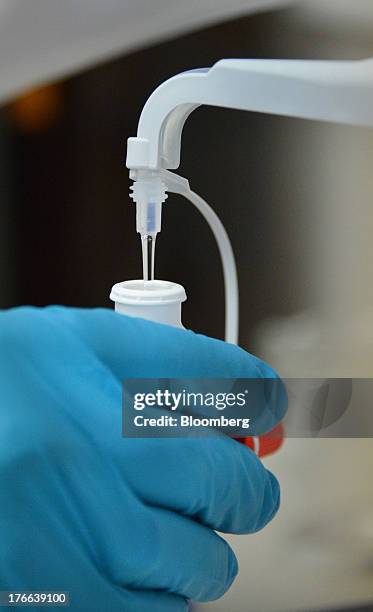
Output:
[{"xmin": 2, "ymin": 0, "xmax": 373, "ymax": 610}]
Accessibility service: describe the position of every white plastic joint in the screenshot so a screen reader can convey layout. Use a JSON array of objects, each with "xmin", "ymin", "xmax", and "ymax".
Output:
[{"xmin": 130, "ymin": 171, "xmax": 168, "ymax": 236}]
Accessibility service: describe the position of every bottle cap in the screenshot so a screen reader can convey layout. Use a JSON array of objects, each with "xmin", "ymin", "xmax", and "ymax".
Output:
[{"xmin": 110, "ymin": 279, "xmax": 186, "ymax": 328}]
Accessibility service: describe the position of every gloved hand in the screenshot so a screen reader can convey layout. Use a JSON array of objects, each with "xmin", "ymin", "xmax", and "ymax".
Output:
[{"xmin": 0, "ymin": 306, "xmax": 285, "ymax": 611}]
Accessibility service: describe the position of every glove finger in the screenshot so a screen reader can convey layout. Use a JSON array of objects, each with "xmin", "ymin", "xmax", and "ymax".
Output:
[
  {"xmin": 68, "ymin": 307, "xmax": 287, "ymax": 433},
  {"xmin": 118, "ymin": 436, "xmax": 280, "ymax": 534},
  {"xmin": 105, "ymin": 501, "xmax": 238, "ymax": 603},
  {"xmin": 78, "ymin": 308, "xmax": 276, "ymax": 379}
]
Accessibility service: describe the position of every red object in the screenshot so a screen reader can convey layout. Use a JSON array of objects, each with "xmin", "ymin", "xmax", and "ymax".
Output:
[{"xmin": 237, "ymin": 422, "xmax": 284, "ymax": 458}]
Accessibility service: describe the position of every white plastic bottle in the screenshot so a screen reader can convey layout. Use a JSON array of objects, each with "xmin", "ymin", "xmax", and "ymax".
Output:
[{"xmin": 110, "ymin": 279, "xmax": 186, "ymax": 328}]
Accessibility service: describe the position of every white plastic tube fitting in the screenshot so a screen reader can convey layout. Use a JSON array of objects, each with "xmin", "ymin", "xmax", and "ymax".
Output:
[{"xmin": 130, "ymin": 171, "xmax": 168, "ymax": 237}]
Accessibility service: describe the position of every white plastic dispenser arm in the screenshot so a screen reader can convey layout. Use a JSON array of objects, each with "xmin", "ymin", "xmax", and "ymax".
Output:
[
  {"xmin": 126, "ymin": 57, "xmax": 373, "ymax": 344},
  {"xmin": 127, "ymin": 58, "xmax": 373, "ymax": 171}
]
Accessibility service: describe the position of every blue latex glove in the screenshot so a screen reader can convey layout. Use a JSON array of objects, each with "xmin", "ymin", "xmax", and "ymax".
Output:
[{"xmin": 0, "ymin": 307, "xmax": 285, "ymax": 611}]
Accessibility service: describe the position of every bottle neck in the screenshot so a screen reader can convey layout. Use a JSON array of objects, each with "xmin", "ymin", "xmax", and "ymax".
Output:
[
  {"xmin": 114, "ymin": 300, "xmax": 183, "ymax": 328},
  {"xmin": 110, "ymin": 279, "xmax": 186, "ymax": 329}
]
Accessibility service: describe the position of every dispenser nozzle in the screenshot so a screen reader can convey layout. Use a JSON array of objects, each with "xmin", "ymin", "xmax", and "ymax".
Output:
[{"xmin": 130, "ymin": 170, "xmax": 168, "ymax": 280}]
